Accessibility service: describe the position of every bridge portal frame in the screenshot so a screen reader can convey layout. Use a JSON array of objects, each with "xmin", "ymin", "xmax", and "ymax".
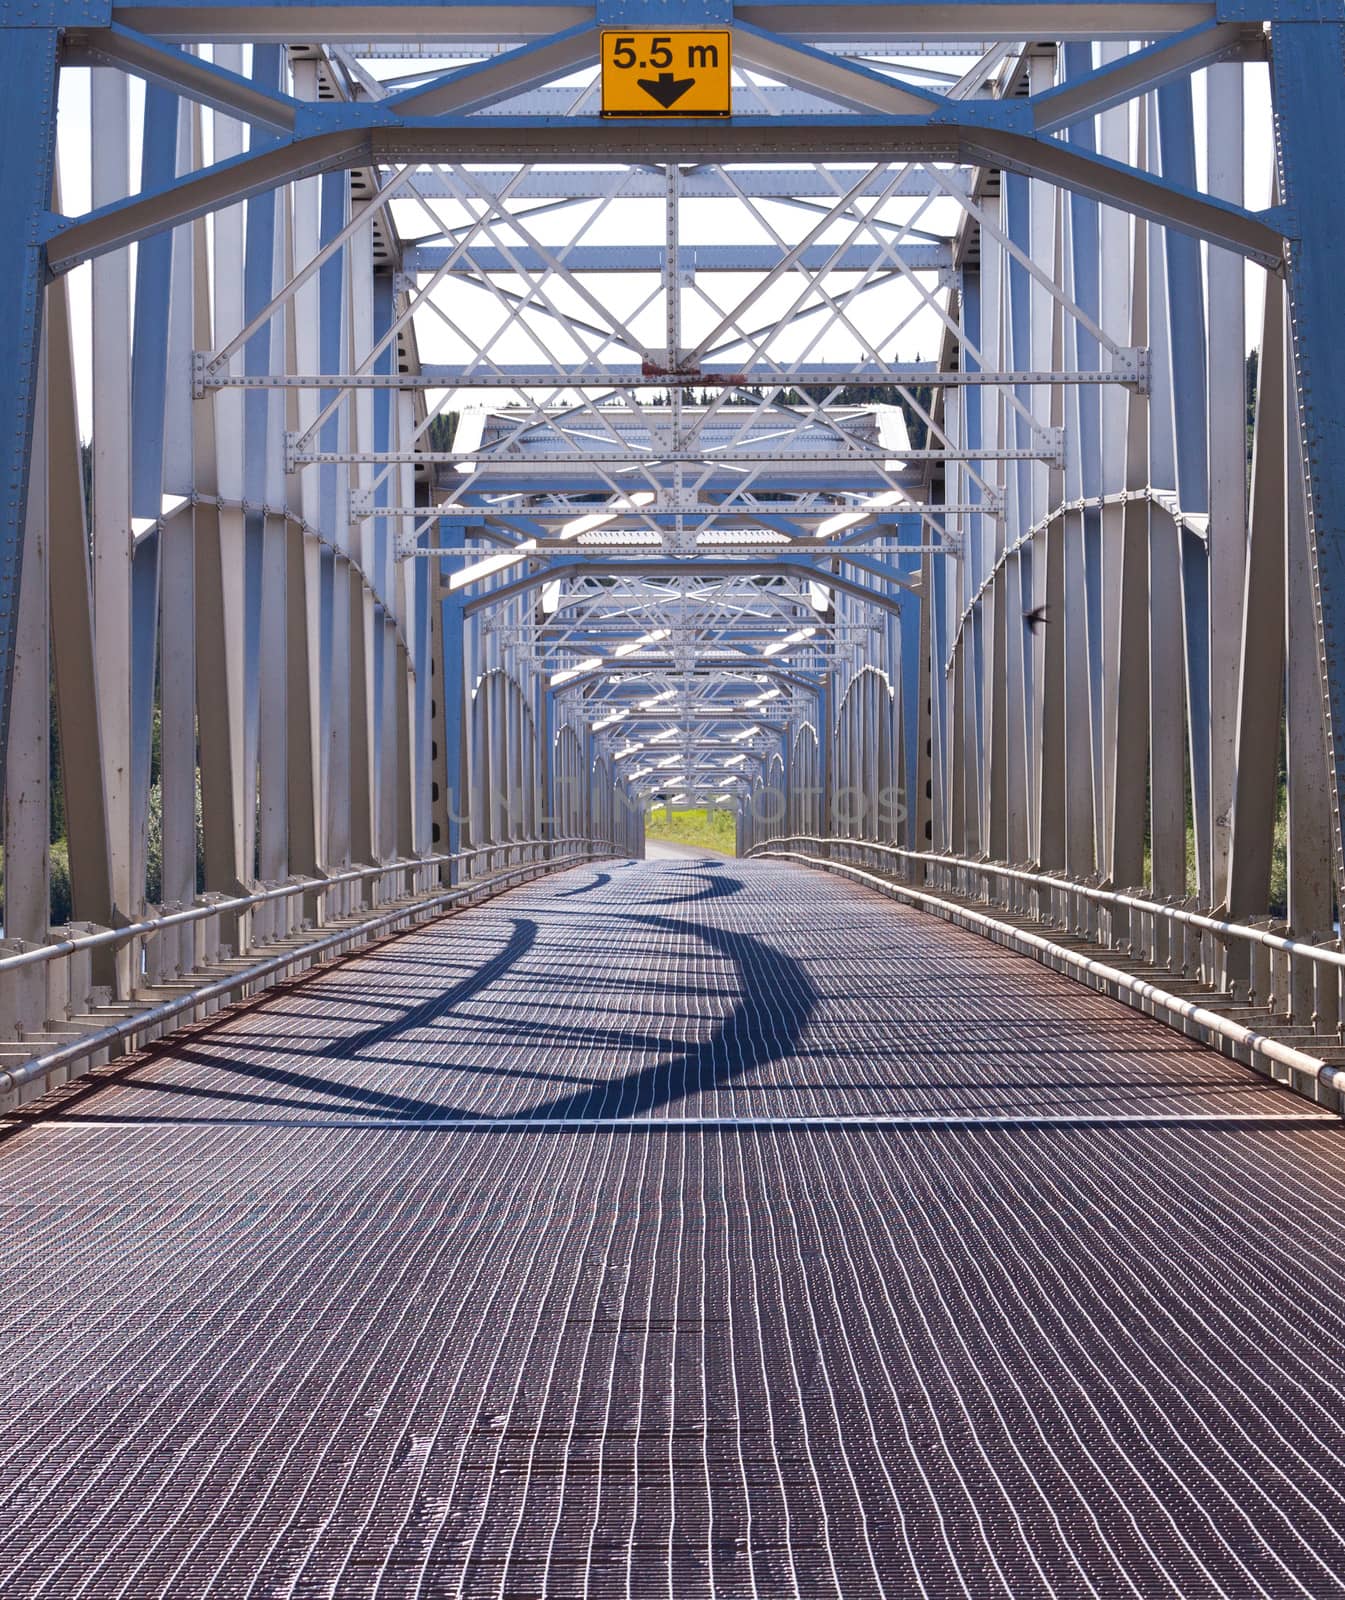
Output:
[{"xmin": 2, "ymin": 0, "xmax": 1344, "ymax": 1108}]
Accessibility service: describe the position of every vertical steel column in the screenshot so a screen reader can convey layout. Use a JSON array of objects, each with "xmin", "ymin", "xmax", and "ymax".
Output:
[
  {"xmin": 1273, "ymin": 20, "xmax": 1345, "ymax": 898},
  {"xmin": 1111, "ymin": 191, "xmax": 1150, "ymax": 894},
  {"xmin": 1003, "ymin": 172, "xmax": 1033, "ymax": 862},
  {"xmin": 1143, "ymin": 102, "xmax": 1188, "ymax": 899},
  {"xmin": 1156, "ymin": 77, "xmax": 1213, "ymax": 903},
  {"xmin": 129, "ymin": 86, "xmax": 179, "ymax": 908},
  {"xmin": 283, "ymin": 146, "xmax": 323, "ymax": 882},
  {"xmin": 960, "ymin": 268, "xmax": 986, "ymax": 854},
  {"xmin": 1206, "ymin": 62, "xmax": 1248, "ymax": 906},
  {"xmin": 320, "ymin": 169, "xmax": 351, "ymax": 871},
  {"xmin": 1063, "ymin": 43, "xmax": 1105, "ymax": 879},
  {"xmin": 440, "ymin": 592, "xmax": 467, "ymax": 875},
  {"xmin": 5, "ymin": 325, "xmax": 50, "ymax": 961},
  {"xmin": 372, "ymin": 272, "xmax": 399, "ymax": 861},
  {"xmin": 1096, "ymin": 46, "xmax": 1134, "ymax": 886},
  {"xmin": 160, "ymin": 105, "xmax": 199, "ymax": 926},
  {"xmin": 0, "ymin": 25, "xmax": 58, "ymax": 787},
  {"xmin": 1285, "ymin": 351, "xmax": 1334, "ymax": 938},
  {"xmin": 47, "ymin": 255, "xmax": 114, "ymax": 929},
  {"xmin": 1028, "ymin": 169, "xmax": 1061, "ymax": 866},
  {"xmin": 91, "ymin": 65, "xmax": 136, "ymax": 927},
  {"xmin": 1226, "ymin": 269, "xmax": 1285, "ymax": 920},
  {"xmin": 346, "ymin": 200, "xmax": 377, "ymax": 871}
]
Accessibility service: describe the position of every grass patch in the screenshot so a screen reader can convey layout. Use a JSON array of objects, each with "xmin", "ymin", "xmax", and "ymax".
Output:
[{"xmin": 644, "ymin": 806, "xmax": 738, "ymax": 856}]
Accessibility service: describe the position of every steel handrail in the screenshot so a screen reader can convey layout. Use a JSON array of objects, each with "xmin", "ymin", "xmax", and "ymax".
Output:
[
  {"xmin": 0, "ymin": 837, "xmax": 600, "ymax": 976},
  {"xmin": 750, "ymin": 835, "xmax": 1344, "ymax": 969},
  {"xmin": 0, "ymin": 842, "xmax": 617, "ymax": 1095},
  {"xmin": 748, "ymin": 841, "xmax": 1344, "ymax": 1097}
]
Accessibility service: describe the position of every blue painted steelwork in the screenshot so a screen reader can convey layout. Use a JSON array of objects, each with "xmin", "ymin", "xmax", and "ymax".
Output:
[
  {"xmin": 1065, "ymin": 42, "xmax": 1106, "ymax": 874},
  {"xmin": 1274, "ymin": 20, "xmax": 1345, "ymax": 890},
  {"xmin": 42, "ymin": 112, "xmax": 1283, "ymax": 276},
  {"xmin": 1, "ymin": 0, "xmax": 1342, "ymax": 1052},
  {"xmin": 440, "ymin": 590, "xmax": 467, "ymax": 872},
  {"xmin": 1157, "ymin": 75, "xmax": 1213, "ymax": 901},
  {"xmin": 0, "ymin": 25, "xmax": 58, "ymax": 787}
]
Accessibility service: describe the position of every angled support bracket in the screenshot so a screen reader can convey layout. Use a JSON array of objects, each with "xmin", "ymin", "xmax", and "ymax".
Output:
[
  {"xmin": 1111, "ymin": 346, "xmax": 1151, "ymax": 395},
  {"xmin": 1033, "ymin": 426, "xmax": 1067, "ymax": 469}
]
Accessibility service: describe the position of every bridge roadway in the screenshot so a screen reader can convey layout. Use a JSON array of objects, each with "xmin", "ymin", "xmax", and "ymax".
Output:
[{"xmin": 3, "ymin": 856, "xmax": 1345, "ymax": 1599}]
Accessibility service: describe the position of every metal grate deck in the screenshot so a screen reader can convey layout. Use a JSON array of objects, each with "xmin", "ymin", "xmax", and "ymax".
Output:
[{"xmin": 1, "ymin": 857, "xmax": 1344, "ymax": 1597}]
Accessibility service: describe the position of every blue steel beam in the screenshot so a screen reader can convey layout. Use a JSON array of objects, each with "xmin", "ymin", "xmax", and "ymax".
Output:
[
  {"xmin": 1030, "ymin": 21, "xmax": 1263, "ymax": 132},
  {"xmin": 1273, "ymin": 18, "xmax": 1345, "ymax": 891},
  {"xmin": 62, "ymin": 22, "xmax": 304, "ymax": 130},
  {"xmin": 103, "ymin": 2, "xmax": 1223, "ymax": 45},
  {"xmin": 456, "ymin": 555, "xmax": 913, "ymax": 613},
  {"xmin": 42, "ymin": 115, "xmax": 1284, "ymax": 274},
  {"xmin": 403, "ymin": 244, "xmax": 954, "ymax": 273},
  {"xmin": 1157, "ymin": 75, "xmax": 1213, "ymax": 902},
  {"xmin": 0, "ymin": 24, "xmax": 60, "ymax": 789},
  {"xmin": 1064, "ymin": 41, "xmax": 1105, "ymax": 874},
  {"xmin": 380, "ymin": 22, "xmax": 598, "ymax": 116},
  {"xmin": 129, "ymin": 84, "xmax": 180, "ymax": 898}
]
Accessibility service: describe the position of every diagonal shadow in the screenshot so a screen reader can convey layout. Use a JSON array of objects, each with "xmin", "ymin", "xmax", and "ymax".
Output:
[
  {"xmin": 552, "ymin": 872, "xmax": 612, "ymax": 899},
  {"xmin": 522, "ymin": 911, "xmax": 818, "ymax": 1120},
  {"xmin": 150, "ymin": 1045, "xmax": 474, "ymax": 1120},
  {"xmin": 41, "ymin": 886, "xmax": 817, "ymax": 1128},
  {"xmin": 316, "ymin": 917, "xmax": 538, "ymax": 1059},
  {"xmin": 626, "ymin": 871, "xmax": 745, "ymax": 908}
]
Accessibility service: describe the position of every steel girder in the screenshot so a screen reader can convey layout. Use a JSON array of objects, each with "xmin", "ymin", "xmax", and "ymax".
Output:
[{"xmin": 0, "ymin": 0, "xmax": 1341, "ymax": 1024}]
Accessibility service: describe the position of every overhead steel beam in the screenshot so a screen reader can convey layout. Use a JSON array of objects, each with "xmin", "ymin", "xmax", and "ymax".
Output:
[
  {"xmin": 454, "ymin": 556, "xmax": 914, "ymax": 612},
  {"xmin": 379, "ymin": 22, "xmax": 598, "ymax": 116},
  {"xmin": 402, "ymin": 242, "xmax": 954, "ymax": 274},
  {"xmin": 299, "ymin": 447, "xmax": 1057, "ymax": 467},
  {"xmin": 44, "ymin": 118, "xmax": 1284, "ymax": 275},
  {"xmin": 202, "ymin": 363, "xmax": 1137, "ymax": 390},
  {"xmin": 62, "ymin": 23, "xmax": 304, "ymax": 131},
  {"xmin": 732, "ymin": 21, "xmax": 949, "ymax": 115},
  {"xmin": 108, "ymin": 2, "xmax": 1220, "ymax": 46},
  {"xmin": 396, "ymin": 167, "xmax": 969, "ymax": 200},
  {"xmin": 1029, "ymin": 21, "xmax": 1265, "ymax": 134}
]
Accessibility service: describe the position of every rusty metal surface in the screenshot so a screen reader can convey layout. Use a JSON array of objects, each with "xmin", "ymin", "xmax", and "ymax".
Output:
[{"xmin": 1, "ymin": 858, "xmax": 1345, "ymax": 1597}]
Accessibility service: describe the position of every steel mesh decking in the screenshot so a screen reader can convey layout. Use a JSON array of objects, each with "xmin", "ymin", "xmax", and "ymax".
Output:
[{"xmin": 2, "ymin": 858, "xmax": 1345, "ymax": 1598}]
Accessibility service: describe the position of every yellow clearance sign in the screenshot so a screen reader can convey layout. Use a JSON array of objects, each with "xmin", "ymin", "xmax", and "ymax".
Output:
[{"xmin": 601, "ymin": 30, "xmax": 732, "ymax": 117}]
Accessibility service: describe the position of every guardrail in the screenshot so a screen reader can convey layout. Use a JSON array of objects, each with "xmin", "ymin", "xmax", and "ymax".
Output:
[
  {"xmin": 0, "ymin": 837, "xmax": 616, "ymax": 1112},
  {"xmin": 748, "ymin": 834, "xmax": 1345, "ymax": 1114}
]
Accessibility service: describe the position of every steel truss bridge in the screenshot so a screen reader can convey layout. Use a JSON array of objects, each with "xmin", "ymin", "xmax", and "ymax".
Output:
[{"xmin": 5, "ymin": 1, "xmax": 1345, "ymax": 1594}]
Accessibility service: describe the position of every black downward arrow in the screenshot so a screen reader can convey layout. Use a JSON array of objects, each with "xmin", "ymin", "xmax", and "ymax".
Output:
[{"xmin": 638, "ymin": 71, "xmax": 696, "ymax": 109}]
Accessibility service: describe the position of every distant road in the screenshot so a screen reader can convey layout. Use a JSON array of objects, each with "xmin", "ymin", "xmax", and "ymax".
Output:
[{"xmin": 644, "ymin": 838, "xmax": 735, "ymax": 860}]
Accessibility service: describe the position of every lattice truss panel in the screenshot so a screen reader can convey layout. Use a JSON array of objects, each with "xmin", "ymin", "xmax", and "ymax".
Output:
[{"xmin": 0, "ymin": 0, "xmax": 1339, "ymax": 1023}]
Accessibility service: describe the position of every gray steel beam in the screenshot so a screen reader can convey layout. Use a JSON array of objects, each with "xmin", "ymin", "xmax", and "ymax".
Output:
[
  {"xmin": 109, "ymin": 2, "xmax": 1219, "ymax": 45},
  {"xmin": 1274, "ymin": 20, "xmax": 1345, "ymax": 897},
  {"xmin": 0, "ymin": 26, "xmax": 59, "ymax": 792},
  {"xmin": 45, "ymin": 119, "xmax": 1284, "ymax": 275}
]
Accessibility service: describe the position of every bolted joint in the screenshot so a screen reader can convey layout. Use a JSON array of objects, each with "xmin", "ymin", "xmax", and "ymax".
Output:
[
  {"xmin": 1111, "ymin": 346, "xmax": 1151, "ymax": 395},
  {"xmin": 596, "ymin": 0, "xmax": 732, "ymax": 19},
  {"xmin": 1034, "ymin": 426, "xmax": 1066, "ymax": 468}
]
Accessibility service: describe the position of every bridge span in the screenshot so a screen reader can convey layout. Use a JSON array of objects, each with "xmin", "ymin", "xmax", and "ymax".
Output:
[
  {"xmin": 8, "ymin": 3, "xmax": 1345, "ymax": 1593},
  {"xmin": 3, "ymin": 855, "xmax": 1344, "ymax": 1599}
]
